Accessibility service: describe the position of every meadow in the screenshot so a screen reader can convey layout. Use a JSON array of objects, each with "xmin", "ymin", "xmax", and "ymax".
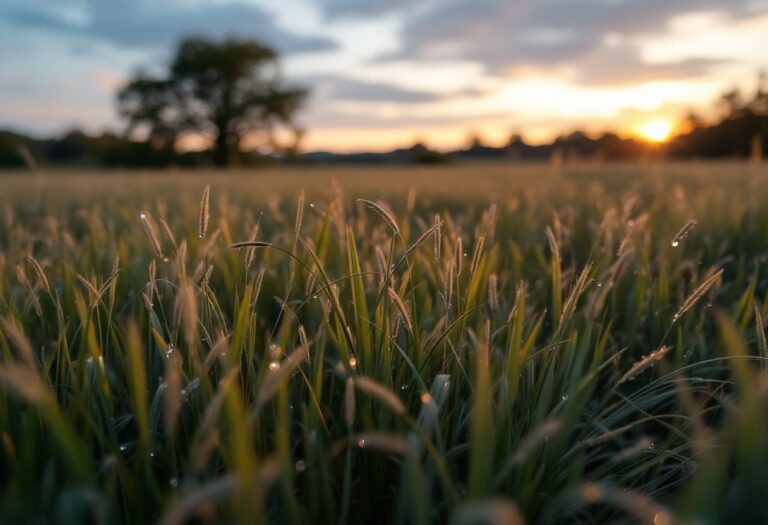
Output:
[{"xmin": 1, "ymin": 162, "xmax": 768, "ymax": 524}]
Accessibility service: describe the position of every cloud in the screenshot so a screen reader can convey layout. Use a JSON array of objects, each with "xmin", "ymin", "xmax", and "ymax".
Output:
[
  {"xmin": 380, "ymin": 0, "xmax": 766, "ymax": 85},
  {"xmin": 571, "ymin": 49, "xmax": 726, "ymax": 86},
  {"xmin": 317, "ymin": 0, "xmax": 416, "ymax": 19},
  {"xmin": 306, "ymin": 75, "xmax": 441, "ymax": 103},
  {"xmin": 302, "ymin": 106, "xmax": 514, "ymax": 130},
  {"xmin": 1, "ymin": 0, "xmax": 336, "ymax": 54}
]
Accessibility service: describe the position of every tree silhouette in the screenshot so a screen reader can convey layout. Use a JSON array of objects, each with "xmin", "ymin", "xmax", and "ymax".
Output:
[{"xmin": 118, "ymin": 37, "xmax": 306, "ymax": 166}]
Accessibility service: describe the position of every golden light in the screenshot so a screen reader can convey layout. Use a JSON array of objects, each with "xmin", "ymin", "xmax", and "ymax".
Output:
[{"xmin": 639, "ymin": 119, "xmax": 673, "ymax": 143}]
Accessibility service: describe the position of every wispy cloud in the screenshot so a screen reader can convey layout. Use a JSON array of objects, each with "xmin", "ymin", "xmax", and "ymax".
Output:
[
  {"xmin": 378, "ymin": 0, "xmax": 765, "ymax": 85},
  {"xmin": 307, "ymin": 75, "xmax": 442, "ymax": 103},
  {"xmin": 1, "ymin": 0, "xmax": 336, "ymax": 53}
]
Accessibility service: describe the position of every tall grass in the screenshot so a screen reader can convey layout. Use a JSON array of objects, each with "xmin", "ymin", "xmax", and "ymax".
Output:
[{"xmin": 1, "ymin": 164, "xmax": 768, "ymax": 523}]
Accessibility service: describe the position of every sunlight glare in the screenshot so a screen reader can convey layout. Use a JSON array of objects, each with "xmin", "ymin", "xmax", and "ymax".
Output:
[{"xmin": 640, "ymin": 119, "xmax": 673, "ymax": 142}]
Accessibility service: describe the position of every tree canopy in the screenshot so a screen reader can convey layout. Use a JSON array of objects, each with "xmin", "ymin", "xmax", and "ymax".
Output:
[{"xmin": 118, "ymin": 37, "xmax": 306, "ymax": 166}]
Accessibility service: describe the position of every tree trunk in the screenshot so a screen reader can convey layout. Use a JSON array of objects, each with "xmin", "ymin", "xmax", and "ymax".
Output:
[{"xmin": 214, "ymin": 128, "xmax": 229, "ymax": 167}]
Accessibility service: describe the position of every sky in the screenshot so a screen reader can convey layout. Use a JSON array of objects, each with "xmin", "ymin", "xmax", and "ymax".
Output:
[{"xmin": 1, "ymin": 0, "xmax": 768, "ymax": 152}]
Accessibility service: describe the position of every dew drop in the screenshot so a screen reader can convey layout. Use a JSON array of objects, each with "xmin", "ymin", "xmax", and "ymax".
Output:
[
  {"xmin": 119, "ymin": 444, "xmax": 128, "ymax": 452},
  {"xmin": 349, "ymin": 356, "xmax": 358, "ymax": 369},
  {"xmin": 268, "ymin": 361, "xmax": 280, "ymax": 371},
  {"xmin": 561, "ymin": 394, "xmax": 569, "ymax": 401},
  {"xmin": 309, "ymin": 203, "xmax": 315, "ymax": 208},
  {"xmin": 169, "ymin": 478, "xmax": 178, "ymax": 488},
  {"xmin": 648, "ymin": 442, "xmax": 656, "ymax": 451},
  {"xmin": 295, "ymin": 460, "xmax": 306, "ymax": 472},
  {"xmin": 420, "ymin": 392, "xmax": 433, "ymax": 404},
  {"xmin": 357, "ymin": 438, "xmax": 367, "ymax": 448},
  {"xmin": 671, "ymin": 219, "xmax": 697, "ymax": 248}
]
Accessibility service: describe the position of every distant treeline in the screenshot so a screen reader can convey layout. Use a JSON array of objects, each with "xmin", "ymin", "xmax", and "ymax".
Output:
[
  {"xmin": 1, "ymin": 79, "xmax": 766, "ymax": 169},
  {"xmin": 0, "ymin": 130, "xmax": 276, "ymax": 169}
]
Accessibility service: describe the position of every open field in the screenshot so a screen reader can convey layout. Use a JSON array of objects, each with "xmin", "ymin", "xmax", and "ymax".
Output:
[{"xmin": 2, "ymin": 162, "xmax": 768, "ymax": 524}]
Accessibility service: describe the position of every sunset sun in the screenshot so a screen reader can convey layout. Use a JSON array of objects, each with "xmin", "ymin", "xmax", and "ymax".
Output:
[{"xmin": 640, "ymin": 119, "xmax": 674, "ymax": 143}]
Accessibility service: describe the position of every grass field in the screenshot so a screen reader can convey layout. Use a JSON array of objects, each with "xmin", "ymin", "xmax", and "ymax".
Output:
[{"xmin": 2, "ymin": 162, "xmax": 768, "ymax": 524}]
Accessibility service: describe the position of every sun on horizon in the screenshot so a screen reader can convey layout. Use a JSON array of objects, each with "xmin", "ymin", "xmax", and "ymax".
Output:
[{"xmin": 639, "ymin": 119, "xmax": 674, "ymax": 143}]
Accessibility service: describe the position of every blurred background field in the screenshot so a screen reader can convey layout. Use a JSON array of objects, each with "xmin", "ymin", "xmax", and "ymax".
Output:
[{"xmin": 3, "ymin": 161, "xmax": 766, "ymax": 201}]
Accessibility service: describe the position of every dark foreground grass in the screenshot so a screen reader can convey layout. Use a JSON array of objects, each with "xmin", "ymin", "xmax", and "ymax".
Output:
[{"xmin": 1, "ymin": 163, "xmax": 768, "ymax": 524}]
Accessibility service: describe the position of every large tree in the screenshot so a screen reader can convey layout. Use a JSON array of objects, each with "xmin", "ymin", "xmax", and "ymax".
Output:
[{"xmin": 118, "ymin": 37, "xmax": 306, "ymax": 166}]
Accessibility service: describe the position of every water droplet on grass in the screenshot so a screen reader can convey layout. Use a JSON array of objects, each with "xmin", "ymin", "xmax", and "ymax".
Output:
[
  {"xmin": 671, "ymin": 219, "xmax": 697, "ymax": 247},
  {"xmin": 295, "ymin": 460, "xmax": 306, "ymax": 472}
]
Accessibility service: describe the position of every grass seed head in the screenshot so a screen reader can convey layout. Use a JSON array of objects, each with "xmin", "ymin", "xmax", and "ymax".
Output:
[
  {"xmin": 198, "ymin": 184, "xmax": 210, "ymax": 239},
  {"xmin": 357, "ymin": 199, "xmax": 400, "ymax": 236}
]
